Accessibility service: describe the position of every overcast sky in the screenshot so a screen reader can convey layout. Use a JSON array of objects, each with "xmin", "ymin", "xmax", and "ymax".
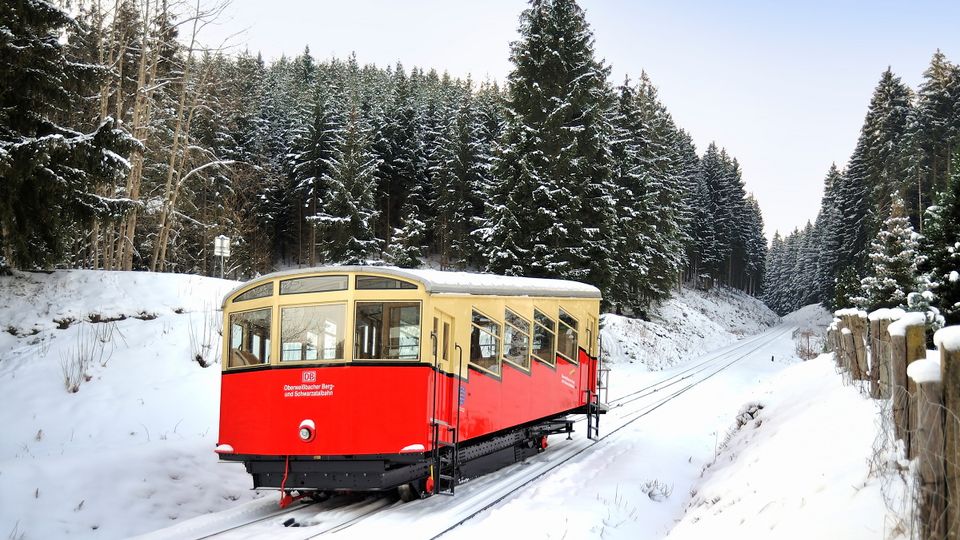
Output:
[{"xmin": 202, "ymin": 0, "xmax": 960, "ymax": 240}]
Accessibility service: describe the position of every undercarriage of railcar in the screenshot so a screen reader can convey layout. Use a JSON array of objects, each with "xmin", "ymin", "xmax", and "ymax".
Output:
[{"xmin": 221, "ymin": 412, "xmax": 587, "ymax": 503}]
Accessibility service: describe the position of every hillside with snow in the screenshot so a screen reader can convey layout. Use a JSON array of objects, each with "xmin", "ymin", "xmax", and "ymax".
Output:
[
  {"xmin": 601, "ymin": 285, "xmax": 780, "ymax": 372},
  {"xmin": 0, "ymin": 270, "xmax": 264, "ymax": 540}
]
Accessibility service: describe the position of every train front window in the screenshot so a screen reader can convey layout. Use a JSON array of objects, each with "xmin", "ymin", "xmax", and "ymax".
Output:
[
  {"xmin": 355, "ymin": 302, "xmax": 421, "ymax": 360},
  {"xmin": 557, "ymin": 309, "xmax": 579, "ymax": 363},
  {"xmin": 280, "ymin": 304, "xmax": 346, "ymax": 362},
  {"xmin": 470, "ymin": 310, "xmax": 501, "ymax": 375},
  {"xmin": 532, "ymin": 308, "xmax": 556, "ymax": 366},
  {"xmin": 227, "ymin": 308, "xmax": 272, "ymax": 368}
]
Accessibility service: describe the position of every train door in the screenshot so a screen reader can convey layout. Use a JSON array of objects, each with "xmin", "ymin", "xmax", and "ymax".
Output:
[{"xmin": 431, "ymin": 311, "xmax": 456, "ymax": 418}]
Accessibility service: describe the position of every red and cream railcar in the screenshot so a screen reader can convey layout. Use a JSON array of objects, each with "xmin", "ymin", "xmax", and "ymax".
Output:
[{"xmin": 216, "ymin": 266, "xmax": 604, "ymax": 501}]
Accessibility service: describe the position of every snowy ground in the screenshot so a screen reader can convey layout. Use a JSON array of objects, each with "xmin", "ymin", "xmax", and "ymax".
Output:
[
  {"xmin": 1, "ymin": 273, "xmax": 897, "ymax": 540},
  {"xmin": 0, "ymin": 270, "xmax": 265, "ymax": 540}
]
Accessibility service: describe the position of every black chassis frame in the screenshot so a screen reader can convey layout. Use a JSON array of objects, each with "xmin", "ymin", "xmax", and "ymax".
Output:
[{"xmin": 220, "ymin": 408, "xmax": 588, "ymax": 492}]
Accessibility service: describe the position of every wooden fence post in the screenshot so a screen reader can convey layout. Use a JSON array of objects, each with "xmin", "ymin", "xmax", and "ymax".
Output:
[
  {"xmin": 906, "ymin": 322, "xmax": 928, "ymax": 461},
  {"xmin": 909, "ymin": 358, "xmax": 946, "ymax": 540},
  {"xmin": 879, "ymin": 309, "xmax": 904, "ymax": 400},
  {"xmin": 869, "ymin": 312, "xmax": 882, "ymax": 398},
  {"xmin": 842, "ymin": 327, "xmax": 857, "ymax": 377},
  {"xmin": 935, "ymin": 326, "xmax": 960, "ymax": 540},
  {"xmin": 855, "ymin": 312, "xmax": 869, "ymax": 381},
  {"xmin": 889, "ymin": 313, "xmax": 928, "ymax": 457}
]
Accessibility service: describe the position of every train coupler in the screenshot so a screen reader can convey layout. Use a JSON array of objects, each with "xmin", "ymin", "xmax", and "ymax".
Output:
[{"xmin": 279, "ymin": 490, "xmax": 306, "ymax": 509}]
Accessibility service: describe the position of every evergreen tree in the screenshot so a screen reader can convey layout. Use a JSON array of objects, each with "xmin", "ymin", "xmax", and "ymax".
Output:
[
  {"xmin": 855, "ymin": 194, "xmax": 920, "ymax": 310},
  {"xmin": 289, "ymin": 79, "xmax": 346, "ymax": 265},
  {"xmin": 920, "ymin": 151, "xmax": 960, "ymax": 324},
  {"xmin": 903, "ymin": 51, "xmax": 960, "ymax": 226},
  {"xmin": 0, "ymin": 0, "xmax": 134, "ymax": 268},
  {"xmin": 486, "ymin": 0, "xmax": 615, "ymax": 292},
  {"xmin": 431, "ymin": 87, "xmax": 486, "ymax": 269},
  {"xmin": 317, "ymin": 106, "xmax": 381, "ymax": 264}
]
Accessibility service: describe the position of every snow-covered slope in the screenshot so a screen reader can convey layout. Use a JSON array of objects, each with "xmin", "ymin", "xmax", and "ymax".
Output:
[
  {"xmin": 0, "ymin": 270, "xmax": 262, "ymax": 540},
  {"xmin": 666, "ymin": 354, "xmax": 907, "ymax": 540},
  {"xmin": 601, "ymin": 285, "xmax": 779, "ymax": 372}
]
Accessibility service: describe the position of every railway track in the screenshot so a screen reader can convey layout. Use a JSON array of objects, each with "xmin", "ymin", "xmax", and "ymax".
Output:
[{"xmin": 173, "ymin": 324, "xmax": 795, "ymax": 539}]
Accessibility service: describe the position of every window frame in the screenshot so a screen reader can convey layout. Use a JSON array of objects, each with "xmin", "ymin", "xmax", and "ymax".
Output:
[
  {"xmin": 226, "ymin": 306, "xmax": 273, "ymax": 369},
  {"xmin": 279, "ymin": 275, "xmax": 348, "ymax": 296},
  {"xmin": 531, "ymin": 307, "xmax": 557, "ymax": 367},
  {"xmin": 278, "ymin": 301, "xmax": 348, "ymax": 363},
  {"xmin": 469, "ymin": 308, "xmax": 502, "ymax": 377},
  {"xmin": 502, "ymin": 307, "xmax": 532, "ymax": 372},
  {"xmin": 233, "ymin": 282, "xmax": 273, "ymax": 303},
  {"xmin": 355, "ymin": 275, "xmax": 417, "ymax": 290},
  {"xmin": 353, "ymin": 300, "xmax": 423, "ymax": 361},
  {"xmin": 557, "ymin": 308, "xmax": 580, "ymax": 365}
]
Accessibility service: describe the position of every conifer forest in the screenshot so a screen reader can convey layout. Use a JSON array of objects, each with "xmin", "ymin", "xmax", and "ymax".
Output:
[
  {"xmin": 2, "ymin": 0, "xmax": 958, "ymax": 322},
  {"xmin": 762, "ymin": 56, "xmax": 960, "ymax": 327},
  {"xmin": 0, "ymin": 0, "xmax": 767, "ymax": 316}
]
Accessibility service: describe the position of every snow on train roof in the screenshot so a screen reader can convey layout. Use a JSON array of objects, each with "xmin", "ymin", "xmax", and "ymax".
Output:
[{"xmin": 228, "ymin": 265, "xmax": 602, "ymax": 299}]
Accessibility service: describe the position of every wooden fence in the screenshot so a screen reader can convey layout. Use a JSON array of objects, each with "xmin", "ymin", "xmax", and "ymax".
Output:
[{"xmin": 828, "ymin": 309, "xmax": 960, "ymax": 540}]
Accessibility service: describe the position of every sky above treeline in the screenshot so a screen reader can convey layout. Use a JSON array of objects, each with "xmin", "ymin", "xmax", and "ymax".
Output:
[{"xmin": 202, "ymin": 0, "xmax": 960, "ymax": 240}]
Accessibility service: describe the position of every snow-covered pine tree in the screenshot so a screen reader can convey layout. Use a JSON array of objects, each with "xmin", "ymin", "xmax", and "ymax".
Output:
[
  {"xmin": 836, "ymin": 69, "xmax": 912, "ymax": 274},
  {"xmin": 855, "ymin": 194, "xmax": 921, "ymax": 310},
  {"xmin": 317, "ymin": 105, "xmax": 382, "ymax": 264},
  {"xmin": 608, "ymin": 79, "xmax": 657, "ymax": 312},
  {"xmin": 698, "ymin": 144, "xmax": 731, "ymax": 282},
  {"xmin": 0, "ymin": 0, "xmax": 134, "ymax": 268},
  {"xmin": 431, "ymin": 84, "xmax": 486, "ymax": 269},
  {"xmin": 920, "ymin": 151, "xmax": 960, "ymax": 324},
  {"xmin": 486, "ymin": 0, "xmax": 615, "ymax": 292},
  {"xmin": 902, "ymin": 51, "xmax": 960, "ymax": 226},
  {"xmin": 813, "ymin": 164, "xmax": 844, "ymax": 307},
  {"xmin": 742, "ymin": 195, "xmax": 767, "ymax": 296},
  {"xmin": 762, "ymin": 232, "xmax": 785, "ymax": 314},
  {"xmin": 289, "ymin": 77, "xmax": 346, "ymax": 265}
]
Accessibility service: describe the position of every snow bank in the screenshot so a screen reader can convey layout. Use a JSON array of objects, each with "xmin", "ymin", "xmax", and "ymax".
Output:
[
  {"xmin": 907, "ymin": 358, "xmax": 942, "ymax": 384},
  {"xmin": 835, "ymin": 307, "xmax": 868, "ymax": 319},
  {"xmin": 0, "ymin": 270, "xmax": 263, "ymax": 539},
  {"xmin": 868, "ymin": 307, "xmax": 905, "ymax": 322},
  {"xmin": 667, "ymin": 355, "xmax": 908, "ymax": 539},
  {"xmin": 888, "ymin": 312, "xmax": 928, "ymax": 337},
  {"xmin": 934, "ymin": 326, "xmax": 960, "ymax": 352},
  {"xmin": 601, "ymin": 286, "xmax": 778, "ymax": 372}
]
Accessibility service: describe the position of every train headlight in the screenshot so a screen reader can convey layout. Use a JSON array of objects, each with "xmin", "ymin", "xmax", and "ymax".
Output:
[{"xmin": 298, "ymin": 419, "xmax": 316, "ymax": 442}]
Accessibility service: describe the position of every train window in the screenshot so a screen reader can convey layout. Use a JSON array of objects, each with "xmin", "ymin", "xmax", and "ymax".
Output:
[
  {"xmin": 532, "ymin": 308, "xmax": 556, "ymax": 366},
  {"xmin": 234, "ymin": 282, "xmax": 273, "ymax": 303},
  {"xmin": 557, "ymin": 309, "xmax": 579, "ymax": 363},
  {"xmin": 280, "ymin": 304, "xmax": 346, "ymax": 362},
  {"xmin": 280, "ymin": 275, "xmax": 347, "ymax": 295},
  {"xmin": 503, "ymin": 308, "xmax": 531, "ymax": 370},
  {"xmin": 470, "ymin": 310, "xmax": 501, "ymax": 375},
  {"xmin": 355, "ymin": 276, "xmax": 416, "ymax": 290},
  {"xmin": 355, "ymin": 302, "xmax": 421, "ymax": 360},
  {"xmin": 227, "ymin": 308, "xmax": 272, "ymax": 367}
]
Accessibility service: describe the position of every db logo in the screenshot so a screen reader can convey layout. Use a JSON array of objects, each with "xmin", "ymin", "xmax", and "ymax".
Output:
[{"xmin": 302, "ymin": 371, "xmax": 317, "ymax": 383}]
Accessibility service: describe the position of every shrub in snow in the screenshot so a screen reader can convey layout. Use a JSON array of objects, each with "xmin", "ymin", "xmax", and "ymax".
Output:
[
  {"xmin": 58, "ymin": 322, "xmax": 117, "ymax": 392},
  {"xmin": 854, "ymin": 194, "xmax": 922, "ymax": 311},
  {"xmin": 640, "ymin": 479, "xmax": 673, "ymax": 502}
]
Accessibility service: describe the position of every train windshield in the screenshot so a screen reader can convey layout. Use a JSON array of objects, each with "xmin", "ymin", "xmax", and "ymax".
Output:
[{"xmin": 228, "ymin": 308, "xmax": 272, "ymax": 367}]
